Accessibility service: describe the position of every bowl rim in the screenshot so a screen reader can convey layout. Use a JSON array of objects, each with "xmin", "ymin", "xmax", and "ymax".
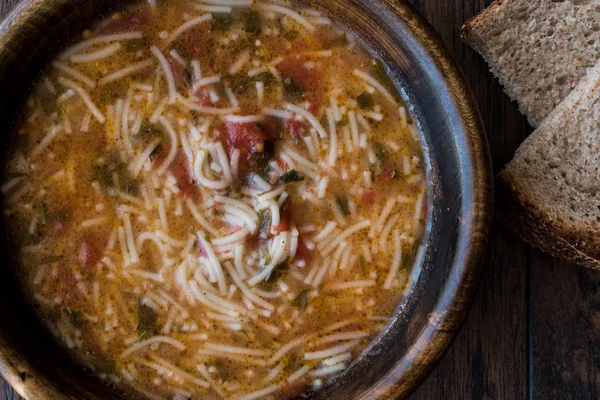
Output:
[{"xmin": 0, "ymin": 0, "xmax": 493, "ymax": 399}]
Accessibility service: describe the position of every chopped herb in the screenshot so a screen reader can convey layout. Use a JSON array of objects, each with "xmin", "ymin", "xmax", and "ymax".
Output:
[
  {"xmin": 213, "ymin": 13, "xmax": 234, "ymax": 31},
  {"xmin": 139, "ymin": 123, "xmax": 164, "ymax": 139},
  {"xmin": 83, "ymin": 348, "xmax": 116, "ymax": 373},
  {"xmin": 248, "ymin": 140, "xmax": 275, "ymax": 175},
  {"xmin": 373, "ymin": 142, "xmax": 387, "ymax": 162},
  {"xmin": 261, "ymin": 246, "xmax": 272, "ymax": 266},
  {"xmin": 337, "ymin": 114, "xmax": 349, "ymax": 126},
  {"xmin": 136, "ymin": 298, "xmax": 157, "ymax": 339},
  {"xmin": 401, "ymin": 254, "xmax": 411, "ymax": 268},
  {"xmin": 369, "ymin": 59, "xmax": 389, "ymax": 86},
  {"xmin": 292, "ymin": 290, "xmax": 309, "ymax": 308},
  {"xmin": 99, "ymin": 79, "xmax": 128, "ymax": 103},
  {"xmin": 125, "ymin": 38, "xmax": 147, "ymax": 52},
  {"xmin": 93, "ymin": 161, "xmax": 140, "ymax": 195},
  {"xmin": 412, "ymin": 240, "xmax": 420, "ymax": 255},
  {"xmin": 232, "ymin": 72, "xmax": 275, "ymax": 94},
  {"xmin": 283, "ymin": 29, "xmax": 300, "ymax": 41},
  {"xmin": 283, "ymin": 77, "xmax": 303, "ymax": 102},
  {"xmin": 171, "ymin": 41, "xmax": 190, "ymax": 60},
  {"xmin": 279, "ymin": 170, "xmax": 304, "ymax": 184},
  {"xmin": 259, "ymin": 210, "xmax": 272, "ymax": 239},
  {"xmin": 204, "ymin": 235, "xmax": 212, "ymax": 244},
  {"xmin": 336, "ymin": 196, "xmax": 350, "ymax": 216},
  {"xmin": 7, "ymin": 172, "xmax": 27, "ymax": 179},
  {"xmin": 215, "ymin": 360, "xmax": 231, "ymax": 383},
  {"xmin": 35, "ymin": 82, "xmax": 57, "ymax": 115},
  {"xmin": 64, "ymin": 307, "xmax": 84, "ymax": 329},
  {"xmin": 254, "ymin": 71, "xmax": 276, "ymax": 85},
  {"xmin": 40, "ymin": 255, "xmax": 63, "ymax": 264},
  {"xmin": 39, "ymin": 203, "xmax": 48, "ymax": 225},
  {"xmin": 225, "ymin": 185, "xmax": 241, "ymax": 197},
  {"xmin": 324, "ymin": 32, "xmax": 348, "ymax": 49},
  {"xmin": 266, "ymin": 261, "xmax": 288, "ymax": 283},
  {"xmin": 359, "ymin": 255, "xmax": 367, "ymax": 277},
  {"xmin": 356, "ymin": 92, "xmax": 374, "ymax": 110},
  {"xmin": 243, "ymin": 10, "xmax": 262, "ymax": 33},
  {"xmin": 149, "ymin": 143, "xmax": 163, "ymax": 161},
  {"xmin": 184, "ymin": 68, "xmax": 194, "ymax": 86},
  {"xmin": 46, "ymin": 208, "xmax": 73, "ymax": 223}
]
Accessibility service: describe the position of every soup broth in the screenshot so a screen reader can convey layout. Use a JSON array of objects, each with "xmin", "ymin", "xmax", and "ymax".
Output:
[{"xmin": 2, "ymin": 1, "xmax": 427, "ymax": 399}]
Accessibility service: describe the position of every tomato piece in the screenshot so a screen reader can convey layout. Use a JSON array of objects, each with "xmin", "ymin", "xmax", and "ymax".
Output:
[
  {"xmin": 79, "ymin": 239, "xmax": 101, "ymax": 271},
  {"xmin": 307, "ymin": 100, "xmax": 321, "ymax": 116},
  {"xmin": 225, "ymin": 122, "xmax": 269, "ymax": 154},
  {"xmin": 379, "ymin": 164, "xmax": 397, "ymax": 182},
  {"xmin": 56, "ymin": 269, "xmax": 80, "ymax": 304},
  {"xmin": 277, "ymin": 58, "xmax": 321, "ymax": 91},
  {"xmin": 171, "ymin": 25, "xmax": 211, "ymax": 60},
  {"xmin": 362, "ymin": 190, "xmax": 376, "ymax": 205},
  {"xmin": 167, "ymin": 55, "xmax": 191, "ymax": 90},
  {"xmin": 284, "ymin": 119, "xmax": 307, "ymax": 140},
  {"xmin": 275, "ymin": 379, "xmax": 307, "ymax": 400},
  {"xmin": 194, "ymin": 89, "xmax": 213, "ymax": 106},
  {"xmin": 98, "ymin": 5, "xmax": 152, "ymax": 34},
  {"xmin": 295, "ymin": 237, "xmax": 313, "ymax": 263},
  {"xmin": 272, "ymin": 204, "xmax": 291, "ymax": 234},
  {"xmin": 172, "ymin": 153, "xmax": 197, "ymax": 199}
]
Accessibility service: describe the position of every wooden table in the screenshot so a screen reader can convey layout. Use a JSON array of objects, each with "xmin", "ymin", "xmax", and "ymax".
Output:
[{"xmin": 3, "ymin": 0, "xmax": 600, "ymax": 399}]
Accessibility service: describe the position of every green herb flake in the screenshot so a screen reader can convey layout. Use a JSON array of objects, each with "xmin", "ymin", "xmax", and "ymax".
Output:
[
  {"xmin": 359, "ymin": 255, "xmax": 367, "ymax": 277},
  {"xmin": 213, "ymin": 13, "xmax": 234, "ymax": 31},
  {"xmin": 40, "ymin": 255, "xmax": 63, "ymax": 265},
  {"xmin": 243, "ymin": 10, "xmax": 262, "ymax": 33},
  {"xmin": 259, "ymin": 210, "xmax": 272, "ymax": 239},
  {"xmin": 184, "ymin": 68, "xmax": 194, "ymax": 86},
  {"xmin": 283, "ymin": 29, "xmax": 300, "ymax": 41},
  {"xmin": 324, "ymin": 32, "xmax": 348, "ymax": 49},
  {"xmin": 137, "ymin": 298, "xmax": 157, "ymax": 340},
  {"xmin": 261, "ymin": 246, "xmax": 272, "ymax": 266},
  {"xmin": 373, "ymin": 142, "xmax": 387, "ymax": 162},
  {"xmin": 336, "ymin": 196, "xmax": 350, "ymax": 216},
  {"xmin": 279, "ymin": 170, "xmax": 305, "ymax": 185},
  {"xmin": 266, "ymin": 261, "xmax": 288, "ymax": 283},
  {"xmin": 357, "ymin": 92, "xmax": 374, "ymax": 110},
  {"xmin": 35, "ymin": 82, "xmax": 57, "ymax": 116},
  {"xmin": 125, "ymin": 38, "xmax": 148, "ymax": 52},
  {"xmin": 292, "ymin": 289, "xmax": 309, "ymax": 308},
  {"xmin": 64, "ymin": 307, "xmax": 85, "ymax": 329},
  {"xmin": 283, "ymin": 77, "xmax": 303, "ymax": 102},
  {"xmin": 337, "ymin": 114, "xmax": 349, "ymax": 127}
]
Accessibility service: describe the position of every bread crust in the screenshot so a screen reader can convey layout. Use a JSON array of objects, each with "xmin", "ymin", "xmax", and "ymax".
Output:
[
  {"xmin": 460, "ymin": 0, "xmax": 506, "ymax": 47},
  {"xmin": 461, "ymin": 0, "xmax": 543, "ymax": 127},
  {"xmin": 497, "ymin": 173, "xmax": 600, "ymax": 269}
]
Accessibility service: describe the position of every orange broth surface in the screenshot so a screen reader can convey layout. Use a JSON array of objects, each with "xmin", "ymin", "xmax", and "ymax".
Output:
[{"xmin": 2, "ymin": 1, "xmax": 427, "ymax": 399}]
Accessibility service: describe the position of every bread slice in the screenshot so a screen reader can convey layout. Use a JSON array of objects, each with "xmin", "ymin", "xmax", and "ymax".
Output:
[
  {"xmin": 498, "ymin": 62, "xmax": 600, "ymax": 269},
  {"xmin": 462, "ymin": 0, "xmax": 600, "ymax": 127}
]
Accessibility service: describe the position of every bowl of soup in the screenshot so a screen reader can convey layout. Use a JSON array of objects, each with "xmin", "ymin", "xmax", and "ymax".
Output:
[{"xmin": 0, "ymin": 0, "xmax": 491, "ymax": 399}]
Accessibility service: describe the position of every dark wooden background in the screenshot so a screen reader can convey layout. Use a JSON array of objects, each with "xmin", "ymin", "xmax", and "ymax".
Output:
[{"xmin": 3, "ymin": 0, "xmax": 600, "ymax": 399}]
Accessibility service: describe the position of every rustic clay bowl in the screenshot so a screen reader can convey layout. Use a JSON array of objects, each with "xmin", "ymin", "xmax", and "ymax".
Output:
[{"xmin": 0, "ymin": 0, "xmax": 492, "ymax": 399}]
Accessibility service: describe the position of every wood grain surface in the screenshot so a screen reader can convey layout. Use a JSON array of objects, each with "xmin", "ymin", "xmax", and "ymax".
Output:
[{"xmin": 0, "ymin": 0, "xmax": 598, "ymax": 399}]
